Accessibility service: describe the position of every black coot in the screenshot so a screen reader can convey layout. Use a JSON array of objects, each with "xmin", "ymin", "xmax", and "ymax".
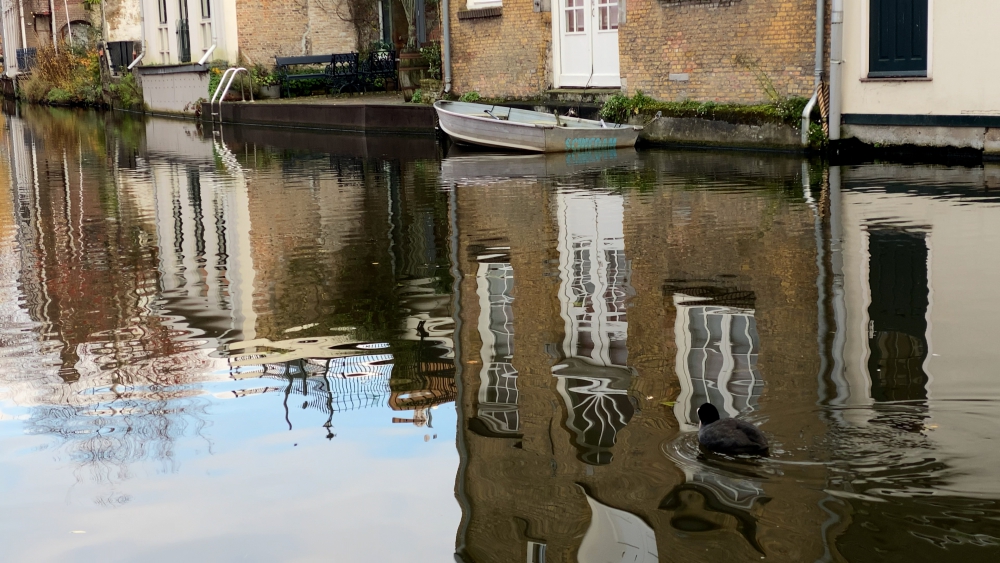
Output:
[{"xmin": 697, "ymin": 403, "xmax": 769, "ymax": 456}]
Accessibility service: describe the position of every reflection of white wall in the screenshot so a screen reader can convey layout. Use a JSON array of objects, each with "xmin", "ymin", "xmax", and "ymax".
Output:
[
  {"xmin": 673, "ymin": 294, "xmax": 762, "ymax": 432},
  {"xmin": 146, "ymin": 119, "xmax": 256, "ymax": 343},
  {"xmin": 578, "ymin": 490, "xmax": 658, "ymax": 563},
  {"xmin": 837, "ymin": 167, "xmax": 1000, "ymax": 495},
  {"xmin": 556, "ymin": 192, "xmax": 631, "ymax": 367}
]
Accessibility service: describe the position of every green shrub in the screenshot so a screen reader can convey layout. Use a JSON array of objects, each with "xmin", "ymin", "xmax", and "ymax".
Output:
[
  {"xmin": 459, "ymin": 91, "xmax": 480, "ymax": 103},
  {"xmin": 419, "ymin": 42, "xmax": 442, "ymax": 80},
  {"xmin": 109, "ymin": 73, "xmax": 142, "ymax": 109},
  {"xmin": 600, "ymin": 90, "xmax": 814, "ymax": 128},
  {"xmin": 411, "ymin": 89, "xmax": 423, "ymax": 103},
  {"xmin": 47, "ymin": 88, "xmax": 71, "ymax": 104},
  {"xmin": 17, "ymin": 45, "xmax": 104, "ymax": 106}
]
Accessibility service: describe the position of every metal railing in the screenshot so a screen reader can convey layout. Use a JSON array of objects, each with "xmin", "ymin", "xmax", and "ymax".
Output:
[{"xmin": 209, "ymin": 67, "xmax": 254, "ymax": 122}]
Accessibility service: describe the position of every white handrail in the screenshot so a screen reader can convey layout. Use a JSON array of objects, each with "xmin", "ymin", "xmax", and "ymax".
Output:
[
  {"xmin": 211, "ymin": 67, "xmax": 254, "ymax": 122},
  {"xmin": 210, "ymin": 67, "xmax": 238, "ymax": 105}
]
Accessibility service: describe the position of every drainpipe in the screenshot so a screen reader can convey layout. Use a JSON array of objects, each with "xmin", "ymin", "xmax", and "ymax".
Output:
[
  {"xmin": 48, "ymin": 0, "xmax": 57, "ymax": 51},
  {"xmin": 829, "ymin": 0, "xmax": 843, "ymax": 140},
  {"xmin": 801, "ymin": 0, "xmax": 826, "ymax": 147},
  {"xmin": 17, "ymin": 0, "xmax": 27, "ymax": 59},
  {"xmin": 442, "ymin": 0, "xmax": 451, "ymax": 93},
  {"xmin": 128, "ymin": 0, "xmax": 146, "ymax": 69},
  {"xmin": 63, "ymin": 0, "xmax": 72, "ymax": 46}
]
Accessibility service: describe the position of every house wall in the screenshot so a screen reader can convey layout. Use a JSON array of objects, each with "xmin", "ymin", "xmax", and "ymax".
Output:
[
  {"xmin": 235, "ymin": 0, "xmax": 356, "ymax": 67},
  {"xmin": 842, "ymin": 0, "xmax": 1000, "ymax": 117},
  {"xmin": 447, "ymin": 3, "xmax": 551, "ymax": 98},
  {"xmin": 840, "ymin": 1, "xmax": 1000, "ymax": 150},
  {"xmin": 105, "ymin": 0, "xmax": 143, "ymax": 43},
  {"xmin": 445, "ymin": 0, "xmax": 817, "ymax": 102},
  {"xmin": 140, "ymin": 0, "xmax": 239, "ymax": 65},
  {"xmin": 12, "ymin": 0, "xmax": 91, "ymax": 50},
  {"xmin": 619, "ymin": 0, "xmax": 817, "ymax": 103}
]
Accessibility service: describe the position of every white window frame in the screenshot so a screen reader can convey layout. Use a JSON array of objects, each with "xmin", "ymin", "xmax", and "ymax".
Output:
[{"xmin": 466, "ymin": 0, "xmax": 501, "ymax": 11}]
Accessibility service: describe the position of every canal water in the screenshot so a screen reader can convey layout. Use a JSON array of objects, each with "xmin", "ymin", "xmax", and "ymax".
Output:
[{"xmin": 1, "ymin": 107, "xmax": 999, "ymax": 562}]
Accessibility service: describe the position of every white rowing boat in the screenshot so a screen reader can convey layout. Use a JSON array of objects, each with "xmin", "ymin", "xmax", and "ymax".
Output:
[{"xmin": 434, "ymin": 100, "xmax": 642, "ymax": 153}]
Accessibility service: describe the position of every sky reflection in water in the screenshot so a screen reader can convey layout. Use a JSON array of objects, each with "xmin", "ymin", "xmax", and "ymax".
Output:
[{"xmin": 0, "ymin": 107, "xmax": 1000, "ymax": 562}]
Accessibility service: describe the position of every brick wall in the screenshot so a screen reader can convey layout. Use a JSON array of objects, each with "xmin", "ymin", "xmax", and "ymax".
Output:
[
  {"xmin": 446, "ymin": 0, "xmax": 818, "ymax": 103},
  {"xmin": 19, "ymin": 0, "xmax": 91, "ymax": 50},
  {"xmin": 236, "ymin": 0, "xmax": 356, "ymax": 67},
  {"xmin": 448, "ymin": 2, "xmax": 552, "ymax": 98},
  {"xmin": 620, "ymin": 0, "xmax": 817, "ymax": 103}
]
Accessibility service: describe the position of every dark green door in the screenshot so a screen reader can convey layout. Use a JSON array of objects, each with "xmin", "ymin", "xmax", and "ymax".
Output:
[{"xmin": 869, "ymin": 0, "xmax": 928, "ymax": 77}]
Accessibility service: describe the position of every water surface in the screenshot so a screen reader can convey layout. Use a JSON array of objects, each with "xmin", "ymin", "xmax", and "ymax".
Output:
[{"xmin": 1, "ymin": 107, "xmax": 999, "ymax": 562}]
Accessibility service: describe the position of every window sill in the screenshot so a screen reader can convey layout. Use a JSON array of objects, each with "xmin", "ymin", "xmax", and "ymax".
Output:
[
  {"xmin": 458, "ymin": 6, "xmax": 503, "ymax": 20},
  {"xmin": 861, "ymin": 76, "xmax": 931, "ymax": 83}
]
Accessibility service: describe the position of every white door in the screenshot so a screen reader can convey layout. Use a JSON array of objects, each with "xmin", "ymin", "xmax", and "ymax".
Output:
[{"xmin": 557, "ymin": 0, "xmax": 621, "ymax": 87}]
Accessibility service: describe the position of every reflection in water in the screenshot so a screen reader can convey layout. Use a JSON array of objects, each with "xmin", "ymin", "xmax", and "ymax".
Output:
[
  {"xmin": 580, "ymin": 488, "xmax": 659, "ymax": 563},
  {"xmin": 472, "ymin": 259, "xmax": 521, "ymax": 438},
  {"xmin": 553, "ymin": 190, "xmax": 635, "ymax": 466},
  {"xmin": 3, "ymin": 107, "xmax": 1000, "ymax": 561},
  {"xmin": 672, "ymin": 290, "xmax": 762, "ymax": 431}
]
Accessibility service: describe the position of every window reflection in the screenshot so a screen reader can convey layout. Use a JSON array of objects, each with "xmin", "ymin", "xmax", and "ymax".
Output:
[
  {"xmin": 673, "ymin": 291, "xmax": 762, "ymax": 431},
  {"xmin": 473, "ymin": 260, "xmax": 521, "ymax": 437},
  {"xmin": 554, "ymin": 192, "xmax": 635, "ymax": 465}
]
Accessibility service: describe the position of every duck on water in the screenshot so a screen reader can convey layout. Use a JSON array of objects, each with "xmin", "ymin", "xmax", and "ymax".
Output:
[{"xmin": 697, "ymin": 403, "xmax": 770, "ymax": 457}]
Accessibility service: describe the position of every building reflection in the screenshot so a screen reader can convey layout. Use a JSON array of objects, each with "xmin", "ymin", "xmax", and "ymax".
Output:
[
  {"xmin": 671, "ymin": 290, "xmax": 762, "ymax": 431},
  {"xmin": 818, "ymin": 164, "xmax": 1000, "ymax": 559},
  {"xmin": 450, "ymin": 150, "xmax": 826, "ymax": 563},
  {"xmin": 0, "ymin": 108, "xmax": 457, "ymax": 498},
  {"xmin": 553, "ymin": 189, "xmax": 636, "ymax": 465}
]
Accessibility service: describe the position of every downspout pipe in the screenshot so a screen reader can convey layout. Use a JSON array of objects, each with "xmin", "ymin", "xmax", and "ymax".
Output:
[
  {"xmin": 129, "ymin": 0, "xmax": 146, "ymax": 69},
  {"xmin": 48, "ymin": 0, "xmax": 57, "ymax": 51},
  {"xmin": 830, "ymin": 0, "xmax": 844, "ymax": 140},
  {"xmin": 802, "ymin": 0, "xmax": 825, "ymax": 147},
  {"xmin": 63, "ymin": 0, "xmax": 72, "ymax": 46},
  {"xmin": 442, "ymin": 0, "xmax": 451, "ymax": 93},
  {"xmin": 17, "ymin": 0, "xmax": 27, "ymax": 60}
]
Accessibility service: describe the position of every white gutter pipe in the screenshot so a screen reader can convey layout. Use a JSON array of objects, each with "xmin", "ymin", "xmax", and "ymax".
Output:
[
  {"xmin": 802, "ymin": 0, "xmax": 826, "ymax": 147},
  {"xmin": 830, "ymin": 0, "xmax": 843, "ymax": 140},
  {"xmin": 62, "ymin": 0, "xmax": 72, "ymax": 45},
  {"xmin": 198, "ymin": 44, "xmax": 216, "ymax": 65},
  {"xmin": 17, "ymin": 0, "xmax": 27, "ymax": 60},
  {"xmin": 802, "ymin": 85, "xmax": 820, "ymax": 147},
  {"xmin": 441, "ymin": 0, "xmax": 451, "ymax": 92},
  {"xmin": 48, "ymin": 0, "xmax": 57, "ymax": 51},
  {"xmin": 129, "ymin": 0, "xmax": 145, "ymax": 69},
  {"xmin": 127, "ymin": 51, "xmax": 144, "ymax": 69}
]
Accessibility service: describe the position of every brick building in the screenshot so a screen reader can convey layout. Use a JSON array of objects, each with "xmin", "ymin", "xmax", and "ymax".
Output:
[
  {"xmin": 447, "ymin": 0, "xmax": 822, "ymax": 104},
  {"xmin": 1, "ymin": 0, "xmax": 92, "ymax": 74},
  {"xmin": 236, "ymin": 0, "xmax": 357, "ymax": 66}
]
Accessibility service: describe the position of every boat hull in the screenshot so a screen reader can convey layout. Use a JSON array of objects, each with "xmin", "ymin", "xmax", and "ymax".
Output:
[{"xmin": 434, "ymin": 101, "xmax": 641, "ymax": 153}]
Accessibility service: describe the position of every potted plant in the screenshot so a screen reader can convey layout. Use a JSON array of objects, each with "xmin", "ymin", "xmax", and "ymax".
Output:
[{"xmin": 254, "ymin": 66, "xmax": 281, "ymax": 99}]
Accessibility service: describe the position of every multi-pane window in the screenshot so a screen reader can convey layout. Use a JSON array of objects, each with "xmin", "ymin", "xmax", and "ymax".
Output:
[
  {"xmin": 869, "ymin": 0, "xmax": 928, "ymax": 77},
  {"xmin": 565, "ymin": 0, "xmax": 585, "ymax": 33},
  {"xmin": 598, "ymin": 0, "xmax": 619, "ymax": 31}
]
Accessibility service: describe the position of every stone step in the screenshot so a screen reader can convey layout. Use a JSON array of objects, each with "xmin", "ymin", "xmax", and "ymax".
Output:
[{"xmin": 545, "ymin": 88, "xmax": 622, "ymax": 104}]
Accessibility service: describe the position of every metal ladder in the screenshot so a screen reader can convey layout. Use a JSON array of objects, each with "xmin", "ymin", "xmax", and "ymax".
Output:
[{"xmin": 210, "ymin": 67, "xmax": 255, "ymax": 122}]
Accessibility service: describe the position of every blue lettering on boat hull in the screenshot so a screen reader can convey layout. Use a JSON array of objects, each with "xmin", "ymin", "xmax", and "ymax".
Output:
[{"xmin": 565, "ymin": 137, "xmax": 618, "ymax": 152}]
